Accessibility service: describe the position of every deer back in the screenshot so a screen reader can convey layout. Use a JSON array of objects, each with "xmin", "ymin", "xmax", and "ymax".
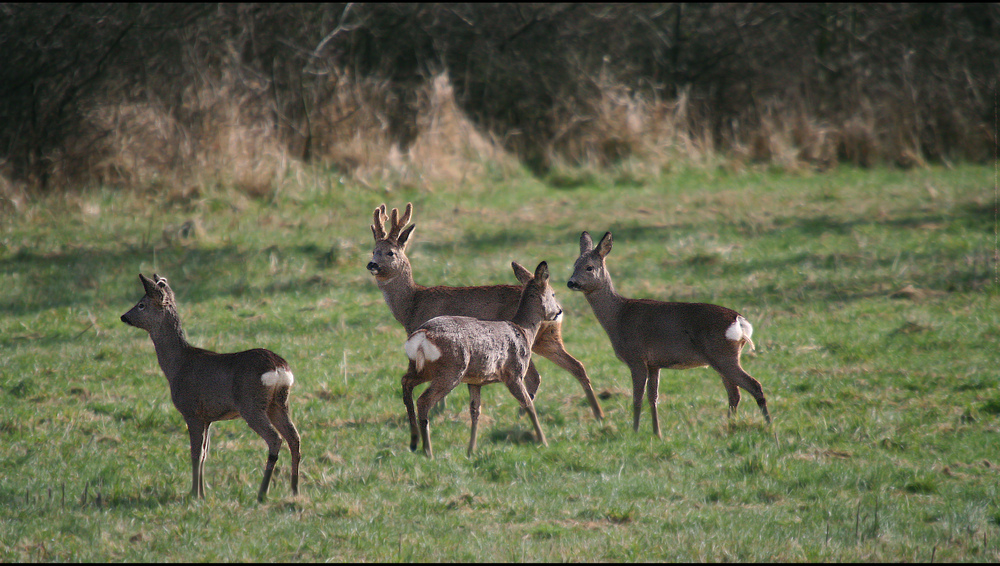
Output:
[{"xmin": 568, "ymin": 231, "xmax": 744, "ymax": 367}]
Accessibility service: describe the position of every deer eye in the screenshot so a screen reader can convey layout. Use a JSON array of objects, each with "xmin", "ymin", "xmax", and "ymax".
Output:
[
  {"xmin": 586, "ymin": 266, "xmax": 594, "ymax": 272},
  {"xmin": 386, "ymin": 250, "xmax": 394, "ymax": 257},
  {"xmin": 138, "ymin": 302, "xmax": 146, "ymax": 310}
]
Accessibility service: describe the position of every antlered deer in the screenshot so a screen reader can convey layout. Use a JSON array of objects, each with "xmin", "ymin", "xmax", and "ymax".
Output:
[
  {"xmin": 121, "ymin": 274, "xmax": 301, "ymax": 501},
  {"xmin": 403, "ymin": 261, "xmax": 559, "ymax": 458},
  {"xmin": 367, "ymin": 203, "xmax": 604, "ymax": 420},
  {"xmin": 567, "ymin": 232, "xmax": 770, "ymax": 437}
]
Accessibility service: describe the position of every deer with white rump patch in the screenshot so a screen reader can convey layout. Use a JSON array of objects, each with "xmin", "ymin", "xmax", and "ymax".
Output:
[
  {"xmin": 567, "ymin": 232, "xmax": 770, "ymax": 437},
  {"xmin": 403, "ymin": 261, "xmax": 560, "ymax": 458},
  {"xmin": 120, "ymin": 274, "xmax": 300, "ymax": 502},
  {"xmin": 367, "ymin": 203, "xmax": 604, "ymax": 421}
]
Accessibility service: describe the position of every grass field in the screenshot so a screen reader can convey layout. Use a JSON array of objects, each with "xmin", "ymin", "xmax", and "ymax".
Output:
[{"xmin": 1, "ymin": 163, "xmax": 997, "ymax": 561}]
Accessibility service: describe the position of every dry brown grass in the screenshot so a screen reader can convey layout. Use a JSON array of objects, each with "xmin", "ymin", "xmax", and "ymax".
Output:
[
  {"xmin": 1, "ymin": 71, "xmax": 518, "ymax": 197},
  {"xmin": 0, "ymin": 67, "xmax": 980, "ymax": 200}
]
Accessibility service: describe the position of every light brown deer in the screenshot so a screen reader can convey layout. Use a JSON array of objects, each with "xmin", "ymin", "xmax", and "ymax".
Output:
[
  {"xmin": 367, "ymin": 203, "xmax": 604, "ymax": 420},
  {"xmin": 403, "ymin": 261, "xmax": 559, "ymax": 458},
  {"xmin": 567, "ymin": 231, "xmax": 770, "ymax": 437},
  {"xmin": 121, "ymin": 274, "xmax": 301, "ymax": 502}
]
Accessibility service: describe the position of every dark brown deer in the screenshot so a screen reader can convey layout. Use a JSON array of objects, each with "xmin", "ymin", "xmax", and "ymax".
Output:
[
  {"xmin": 403, "ymin": 261, "xmax": 559, "ymax": 458},
  {"xmin": 121, "ymin": 274, "xmax": 301, "ymax": 501},
  {"xmin": 567, "ymin": 231, "xmax": 770, "ymax": 437},
  {"xmin": 367, "ymin": 203, "xmax": 604, "ymax": 420}
]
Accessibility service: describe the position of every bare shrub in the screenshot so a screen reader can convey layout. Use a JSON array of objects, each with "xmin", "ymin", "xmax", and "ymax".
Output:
[{"xmin": 1, "ymin": 4, "xmax": 997, "ymax": 192}]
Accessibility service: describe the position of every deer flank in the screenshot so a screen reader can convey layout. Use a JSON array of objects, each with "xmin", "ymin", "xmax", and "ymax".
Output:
[
  {"xmin": 402, "ymin": 261, "xmax": 560, "ymax": 458},
  {"xmin": 121, "ymin": 273, "xmax": 301, "ymax": 502},
  {"xmin": 567, "ymin": 231, "xmax": 770, "ymax": 438},
  {"xmin": 367, "ymin": 202, "xmax": 604, "ymax": 420}
]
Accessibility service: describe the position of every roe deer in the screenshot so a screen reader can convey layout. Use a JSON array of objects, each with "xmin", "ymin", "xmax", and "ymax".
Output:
[
  {"xmin": 121, "ymin": 274, "xmax": 301, "ymax": 502},
  {"xmin": 567, "ymin": 232, "xmax": 770, "ymax": 437},
  {"xmin": 403, "ymin": 261, "xmax": 560, "ymax": 458},
  {"xmin": 367, "ymin": 203, "xmax": 604, "ymax": 420}
]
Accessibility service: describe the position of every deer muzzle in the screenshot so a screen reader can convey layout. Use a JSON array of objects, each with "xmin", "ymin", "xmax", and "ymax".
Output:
[{"xmin": 366, "ymin": 261, "xmax": 380, "ymax": 275}]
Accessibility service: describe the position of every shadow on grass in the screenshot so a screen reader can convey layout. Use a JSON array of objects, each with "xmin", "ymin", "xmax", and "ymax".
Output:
[{"xmin": 0, "ymin": 483, "xmax": 182, "ymax": 511}]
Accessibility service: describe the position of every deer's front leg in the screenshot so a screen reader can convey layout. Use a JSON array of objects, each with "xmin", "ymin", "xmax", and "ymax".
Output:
[
  {"xmin": 646, "ymin": 366, "xmax": 661, "ymax": 439},
  {"xmin": 532, "ymin": 323, "xmax": 604, "ymax": 421},
  {"xmin": 626, "ymin": 361, "xmax": 649, "ymax": 434},
  {"xmin": 467, "ymin": 384, "xmax": 482, "ymax": 457},
  {"xmin": 504, "ymin": 377, "xmax": 548, "ymax": 447},
  {"xmin": 186, "ymin": 419, "xmax": 208, "ymax": 498}
]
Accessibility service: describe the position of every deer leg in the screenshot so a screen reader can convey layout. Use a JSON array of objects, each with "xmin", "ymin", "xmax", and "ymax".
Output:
[
  {"xmin": 185, "ymin": 419, "xmax": 207, "ymax": 499},
  {"xmin": 467, "ymin": 384, "xmax": 482, "ymax": 457},
  {"xmin": 199, "ymin": 422, "xmax": 212, "ymax": 497},
  {"xmin": 515, "ymin": 362, "xmax": 542, "ymax": 420},
  {"xmin": 523, "ymin": 361, "xmax": 541, "ymax": 401},
  {"xmin": 402, "ymin": 369, "xmax": 420, "ymax": 452},
  {"xmin": 710, "ymin": 357, "xmax": 770, "ymax": 424},
  {"xmin": 504, "ymin": 378, "xmax": 548, "ymax": 447},
  {"xmin": 267, "ymin": 390, "xmax": 300, "ymax": 496},
  {"xmin": 242, "ymin": 408, "xmax": 284, "ymax": 502},
  {"xmin": 626, "ymin": 361, "xmax": 649, "ymax": 434},
  {"xmin": 532, "ymin": 323, "xmax": 604, "ymax": 420},
  {"xmin": 646, "ymin": 366, "xmax": 661, "ymax": 439},
  {"xmin": 721, "ymin": 375, "xmax": 742, "ymax": 418},
  {"xmin": 416, "ymin": 380, "xmax": 458, "ymax": 459}
]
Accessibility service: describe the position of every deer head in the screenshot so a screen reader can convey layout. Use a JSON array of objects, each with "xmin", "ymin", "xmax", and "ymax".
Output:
[
  {"xmin": 567, "ymin": 231, "xmax": 613, "ymax": 294},
  {"xmin": 367, "ymin": 203, "xmax": 415, "ymax": 282},
  {"xmin": 121, "ymin": 273, "xmax": 175, "ymax": 330},
  {"xmin": 515, "ymin": 260, "xmax": 564, "ymax": 326}
]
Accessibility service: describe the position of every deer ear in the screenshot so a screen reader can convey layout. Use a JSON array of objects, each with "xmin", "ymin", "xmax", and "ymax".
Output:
[
  {"xmin": 533, "ymin": 261, "xmax": 549, "ymax": 283},
  {"xmin": 579, "ymin": 231, "xmax": 594, "ymax": 255},
  {"xmin": 511, "ymin": 261, "xmax": 533, "ymax": 285},
  {"xmin": 398, "ymin": 224, "xmax": 415, "ymax": 249},
  {"xmin": 139, "ymin": 273, "xmax": 163, "ymax": 300},
  {"xmin": 596, "ymin": 232, "xmax": 613, "ymax": 258}
]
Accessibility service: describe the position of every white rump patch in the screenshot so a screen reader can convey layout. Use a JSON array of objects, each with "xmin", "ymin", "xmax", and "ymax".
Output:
[
  {"xmin": 261, "ymin": 368, "xmax": 294, "ymax": 388},
  {"xmin": 727, "ymin": 316, "xmax": 755, "ymax": 351},
  {"xmin": 405, "ymin": 330, "xmax": 441, "ymax": 372},
  {"xmin": 725, "ymin": 320, "xmax": 743, "ymax": 341}
]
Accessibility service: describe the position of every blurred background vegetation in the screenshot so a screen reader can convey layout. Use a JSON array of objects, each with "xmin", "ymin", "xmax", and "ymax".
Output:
[{"xmin": 1, "ymin": 3, "xmax": 997, "ymax": 197}]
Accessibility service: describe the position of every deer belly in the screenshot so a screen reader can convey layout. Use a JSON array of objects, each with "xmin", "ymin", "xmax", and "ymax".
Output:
[
  {"xmin": 459, "ymin": 351, "xmax": 525, "ymax": 386},
  {"xmin": 663, "ymin": 360, "xmax": 710, "ymax": 370}
]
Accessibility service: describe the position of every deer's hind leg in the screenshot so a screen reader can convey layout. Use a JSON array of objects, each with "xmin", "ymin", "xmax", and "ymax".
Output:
[
  {"xmin": 415, "ymin": 375, "xmax": 460, "ymax": 459},
  {"xmin": 402, "ymin": 360, "xmax": 431, "ymax": 452},
  {"xmin": 709, "ymin": 355, "xmax": 770, "ymax": 424},
  {"xmin": 267, "ymin": 387, "xmax": 301, "ymax": 496},
  {"xmin": 241, "ymin": 406, "xmax": 285, "ymax": 502}
]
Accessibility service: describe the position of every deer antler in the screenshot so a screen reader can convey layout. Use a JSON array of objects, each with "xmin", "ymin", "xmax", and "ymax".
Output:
[
  {"xmin": 387, "ymin": 202, "xmax": 413, "ymax": 241},
  {"xmin": 371, "ymin": 204, "xmax": 389, "ymax": 241}
]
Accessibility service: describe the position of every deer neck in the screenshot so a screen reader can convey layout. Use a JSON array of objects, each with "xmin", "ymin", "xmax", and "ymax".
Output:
[
  {"xmin": 510, "ymin": 291, "xmax": 544, "ymax": 344},
  {"xmin": 148, "ymin": 310, "xmax": 195, "ymax": 383},
  {"xmin": 375, "ymin": 263, "xmax": 419, "ymax": 327},
  {"xmin": 583, "ymin": 279, "xmax": 626, "ymax": 341}
]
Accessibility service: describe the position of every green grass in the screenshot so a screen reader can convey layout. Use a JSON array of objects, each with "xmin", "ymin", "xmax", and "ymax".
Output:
[{"xmin": 1, "ymin": 163, "xmax": 997, "ymax": 561}]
